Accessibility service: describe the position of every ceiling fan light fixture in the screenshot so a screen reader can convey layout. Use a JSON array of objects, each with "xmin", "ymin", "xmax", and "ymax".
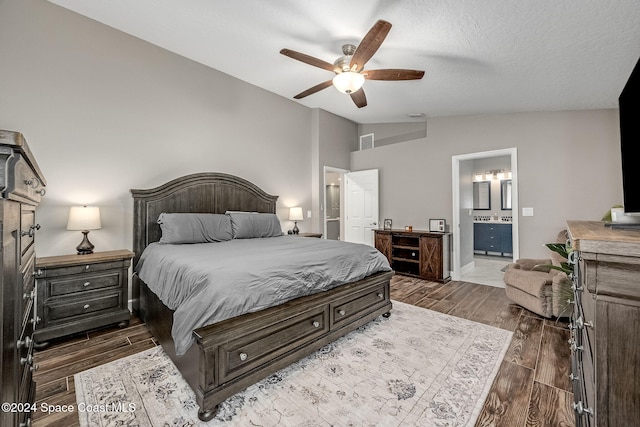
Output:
[{"xmin": 332, "ymin": 71, "xmax": 365, "ymax": 94}]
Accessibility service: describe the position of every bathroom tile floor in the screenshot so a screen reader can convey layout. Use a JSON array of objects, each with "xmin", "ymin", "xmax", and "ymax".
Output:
[{"xmin": 460, "ymin": 254, "xmax": 511, "ymax": 288}]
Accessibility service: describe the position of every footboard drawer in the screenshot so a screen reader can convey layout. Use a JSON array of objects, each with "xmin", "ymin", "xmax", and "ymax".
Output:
[
  {"xmin": 219, "ymin": 305, "xmax": 329, "ymax": 383},
  {"xmin": 332, "ymin": 284, "xmax": 388, "ymax": 328}
]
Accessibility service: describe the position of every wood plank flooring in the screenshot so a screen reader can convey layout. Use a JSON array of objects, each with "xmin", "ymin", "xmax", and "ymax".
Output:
[{"xmin": 32, "ymin": 275, "xmax": 574, "ymax": 426}]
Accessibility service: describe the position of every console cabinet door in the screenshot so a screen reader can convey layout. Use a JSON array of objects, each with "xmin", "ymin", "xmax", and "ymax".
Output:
[
  {"xmin": 419, "ymin": 236, "xmax": 443, "ymax": 280},
  {"xmin": 374, "ymin": 232, "xmax": 392, "ymax": 264}
]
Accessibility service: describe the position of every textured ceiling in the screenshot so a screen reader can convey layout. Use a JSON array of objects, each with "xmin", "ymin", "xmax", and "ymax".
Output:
[{"xmin": 48, "ymin": 0, "xmax": 640, "ymax": 124}]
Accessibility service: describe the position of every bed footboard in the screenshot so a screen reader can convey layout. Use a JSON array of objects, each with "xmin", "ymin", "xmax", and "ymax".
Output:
[
  {"xmin": 138, "ymin": 270, "xmax": 393, "ymax": 422},
  {"xmin": 191, "ymin": 270, "xmax": 393, "ymax": 421}
]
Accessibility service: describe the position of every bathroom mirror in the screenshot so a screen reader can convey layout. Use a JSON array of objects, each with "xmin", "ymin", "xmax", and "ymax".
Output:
[
  {"xmin": 501, "ymin": 180, "xmax": 512, "ymax": 210},
  {"xmin": 473, "ymin": 181, "xmax": 491, "ymax": 210}
]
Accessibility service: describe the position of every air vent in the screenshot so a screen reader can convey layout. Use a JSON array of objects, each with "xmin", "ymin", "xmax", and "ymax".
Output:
[{"xmin": 359, "ymin": 133, "xmax": 374, "ymax": 150}]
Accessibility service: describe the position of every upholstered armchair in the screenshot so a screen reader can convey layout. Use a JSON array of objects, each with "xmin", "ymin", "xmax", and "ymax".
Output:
[{"xmin": 503, "ymin": 230, "xmax": 572, "ymax": 318}]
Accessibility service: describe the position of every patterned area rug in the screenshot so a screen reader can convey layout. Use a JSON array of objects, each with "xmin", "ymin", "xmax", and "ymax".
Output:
[{"xmin": 75, "ymin": 301, "xmax": 512, "ymax": 426}]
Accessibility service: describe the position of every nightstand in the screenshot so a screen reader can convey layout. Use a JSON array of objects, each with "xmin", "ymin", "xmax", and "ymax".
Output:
[{"xmin": 33, "ymin": 249, "xmax": 134, "ymax": 346}]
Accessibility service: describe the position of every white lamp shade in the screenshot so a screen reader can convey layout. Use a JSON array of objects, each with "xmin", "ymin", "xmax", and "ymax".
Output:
[
  {"xmin": 289, "ymin": 207, "xmax": 303, "ymax": 221},
  {"xmin": 332, "ymin": 72, "xmax": 365, "ymax": 94},
  {"xmin": 67, "ymin": 206, "xmax": 102, "ymax": 231}
]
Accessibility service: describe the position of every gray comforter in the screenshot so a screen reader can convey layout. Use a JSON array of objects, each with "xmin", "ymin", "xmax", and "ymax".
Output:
[{"xmin": 136, "ymin": 236, "xmax": 391, "ymax": 355}]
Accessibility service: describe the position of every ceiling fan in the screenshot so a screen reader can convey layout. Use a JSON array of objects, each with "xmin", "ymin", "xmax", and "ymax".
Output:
[{"xmin": 280, "ymin": 20, "xmax": 425, "ymax": 108}]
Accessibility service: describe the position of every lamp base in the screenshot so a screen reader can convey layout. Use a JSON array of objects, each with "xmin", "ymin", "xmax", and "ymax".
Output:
[
  {"xmin": 292, "ymin": 221, "xmax": 299, "ymax": 235},
  {"xmin": 76, "ymin": 230, "xmax": 95, "ymax": 255}
]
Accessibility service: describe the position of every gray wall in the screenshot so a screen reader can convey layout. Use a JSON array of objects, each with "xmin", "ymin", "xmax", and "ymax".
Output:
[
  {"xmin": 352, "ymin": 109, "xmax": 622, "ymax": 259},
  {"xmin": 0, "ymin": 0, "xmax": 356, "ymax": 256}
]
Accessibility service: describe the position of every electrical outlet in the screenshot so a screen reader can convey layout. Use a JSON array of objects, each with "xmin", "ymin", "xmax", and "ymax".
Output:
[
  {"xmin": 307, "ymin": 210, "xmax": 312, "ymax": 218},
  {"xmin": 522, "ymin": 207, "xmax": 534, "ymax": 217}
]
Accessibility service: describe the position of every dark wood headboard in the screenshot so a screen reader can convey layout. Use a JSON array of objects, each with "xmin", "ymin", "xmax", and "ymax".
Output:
[{"xmin": 130, "ymin": 172, "xmax": 278, "ymax": 269}]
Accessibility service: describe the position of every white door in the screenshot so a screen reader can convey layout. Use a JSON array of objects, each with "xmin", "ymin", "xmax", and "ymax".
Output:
[{"xmin": 344, "ymin": 169, "xmax": 379, "ymax": 246}]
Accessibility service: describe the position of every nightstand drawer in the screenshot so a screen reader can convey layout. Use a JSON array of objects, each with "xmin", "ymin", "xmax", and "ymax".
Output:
[
  {"xmin": 45, "ymin": 291, "xmax": 122, "ymax": 323},
  {"xmin": 47, "ymin": 271, "xmax": 120, "ymax": 297},
  {"xmin": 38, "ymin": 259, "xmax": 127, "ymax": 278}
]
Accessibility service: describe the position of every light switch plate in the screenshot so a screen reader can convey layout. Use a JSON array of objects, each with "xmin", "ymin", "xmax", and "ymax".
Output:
[{"xmin": 522, "ymin": 207, "xmax": 534, "ymax": 216}]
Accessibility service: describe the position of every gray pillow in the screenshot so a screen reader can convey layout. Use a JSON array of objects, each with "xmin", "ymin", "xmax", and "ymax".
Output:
[
  {"xmin": 226, "ymin": 211, "xmax": 283, "ymax": 239},
  {"xmin": 157, "ymin": 213, "xmax": 233, "ymax": 244}
]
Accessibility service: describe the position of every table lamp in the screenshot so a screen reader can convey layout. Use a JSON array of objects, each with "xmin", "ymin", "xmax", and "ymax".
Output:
[
  {"xmin": 289, "ymin": 207, "xmax": 303, "ymax": 235},
  {"xmin": 67, "ymin": 206, "xmax": 101, "ymax": 255}
]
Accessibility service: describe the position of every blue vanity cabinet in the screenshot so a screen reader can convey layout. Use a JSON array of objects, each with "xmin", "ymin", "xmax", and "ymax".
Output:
[{"xmin": 474, "ymin": 223, "xmax": 512, "ymax": 256}]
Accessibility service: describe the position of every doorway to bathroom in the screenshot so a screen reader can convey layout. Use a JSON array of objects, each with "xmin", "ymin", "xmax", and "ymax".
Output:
[{"xmin": 451, "ymin": 148, "xmax": 519, "ymax": 287}]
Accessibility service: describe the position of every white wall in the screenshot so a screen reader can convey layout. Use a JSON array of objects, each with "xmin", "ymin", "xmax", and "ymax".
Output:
[
  {"xmin": 0, "ymin": 0, "xmax": 348, "ymax": 257},
  {"xmin": 352, "ymin": 110, "xmax": 622, "ymax": 258}
]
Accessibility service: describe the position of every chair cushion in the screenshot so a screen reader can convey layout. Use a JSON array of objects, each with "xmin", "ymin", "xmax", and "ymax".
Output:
[{"xmin": 504, "ymin": 269, "xmax": 554, "ymax": 298}]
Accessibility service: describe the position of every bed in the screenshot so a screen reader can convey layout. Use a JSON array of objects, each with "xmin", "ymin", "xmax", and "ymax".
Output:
[{"xmin": 130, "ymin": 172, "xmax": 394, "ymax": 421}]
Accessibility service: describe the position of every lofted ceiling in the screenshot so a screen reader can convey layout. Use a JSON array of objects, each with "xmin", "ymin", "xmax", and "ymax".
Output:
[{"xmin": 47, "ymin": 0, "xmax": 640, "ymax": 124}]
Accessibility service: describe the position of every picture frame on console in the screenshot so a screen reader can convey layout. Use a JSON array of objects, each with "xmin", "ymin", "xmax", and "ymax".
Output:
[{"xmin": 383, "ymin": 219, "xmax": 392, "ymax": 230}]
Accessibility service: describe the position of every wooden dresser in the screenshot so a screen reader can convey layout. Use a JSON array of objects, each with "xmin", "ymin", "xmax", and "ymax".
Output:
[
  {"xmin": 0, "ymin": 130, "xmax": 46, "ymax": 427},
  {"xmin": 566, "ymin": 220, "xmax": 640, "ymax": 427},
  {"xmin": 374, "ymin": 229, "xmax": 451, "ymax": 282}
]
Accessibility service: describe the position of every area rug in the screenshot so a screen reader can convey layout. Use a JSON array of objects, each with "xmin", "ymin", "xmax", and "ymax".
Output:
[{"xmin": 75, "ymin": 301, "xmax": 512, "ymax": 426}]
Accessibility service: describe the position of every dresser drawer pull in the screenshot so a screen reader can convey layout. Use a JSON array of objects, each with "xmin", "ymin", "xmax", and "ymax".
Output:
[
  {"xmin": 30, "ymin": 364, "xmax": 39, "ymax": 372},
  {"xmin": 36, "ymin": 188, "xmax": 46, "ymax": 196},
  {"xmin": 377, "ymin": 292, "xmax": 384, "ymax": 299},
  {"xmin": 19, "ymin": 418, "xmax": 32, "ymax": 427},
  {"xmin": 85, "ymin": 265, "xmax": 90, "ymax": 270},
  {"xmin": 30, "ymin": 316, "xmax": 41, "ymax": 326},
  {"xmin": 20, "ymin": 354, "xmax": 34, "ymax": 366},
  {"xmin": 338, "ymin": 309, "xmax": 346, "ymax": 316},
  {"xmin": 23, "ymin": 290, "xmax": 35, "ymax": 300},
  {"xmin": 569, "ymin": 372, "xmax": 579, "ymax": 382},
  {"xmin": 83, "ymin": 281, "xmax": 91, "ymax": 287},
  {"xmin": 312, "ymin": 321, "xmax": 320, "ymax": 328},
  {"xmin": 17, "ymin": 336, "xmax": 32, "ymax": 349},
  {"xmin": 575, "ymin": 316, "xmax": 593, "ymax": 329},
  {"xmin": 573, "ymin": 401, "xmax": 593, "ymax": 416},
  {"xmin": 21, "ymin": 224, "xmax": 41, "ymax": 237},
  {"xmin": 83, "ymin": 304, "xmax": 90, "ymax": 309},
  {"xmin": 570, "ymin": 342, "xmax": 583, "ymax": 353},
  {"xmin": 239, "ymin": 352, "xmax": 248, "ymax": 361},
  {"xmin": 24, "ymin": 177, "xmax": 39, "ymax": 188}
]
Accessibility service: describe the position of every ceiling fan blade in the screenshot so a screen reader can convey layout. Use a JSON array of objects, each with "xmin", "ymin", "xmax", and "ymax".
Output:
[
  {"xmin": 350, "ymin": 88, "xmax": 367, "ymax": 108},
  {"xmin": 350, "ymin": 20, "xmax": 392, "ymax": 72},
  {"xmin": 280, "ymin": 48, "xmax": 337, "ymax": 72},
  {"xmin": 293, "ymin": 80, "xmax": 334, "ymax": 99},
  {"xmin": 363, "ymin": 69, "xmax": 425, "ymax": 81}
]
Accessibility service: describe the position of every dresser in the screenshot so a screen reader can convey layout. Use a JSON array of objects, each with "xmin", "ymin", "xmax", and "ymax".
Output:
[
  {"xmin": 33, "ymin": 250, "xmax": 133, "ymax": 345},
  {"xmin": 567, "ymin": 220, "xmax": 640, "ymax": 427},
  {"xmin": 374, "ymin": 229, "xmax": 451, "ymax": 282},
  {"xmin": 0, "ymin": 130, "xmax": 46, "ymax": 427}
]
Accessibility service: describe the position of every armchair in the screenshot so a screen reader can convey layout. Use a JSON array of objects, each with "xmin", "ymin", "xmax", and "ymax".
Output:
[{"xmin": 503, "ymin": 230, "xmax": 572, "ymax": 318}]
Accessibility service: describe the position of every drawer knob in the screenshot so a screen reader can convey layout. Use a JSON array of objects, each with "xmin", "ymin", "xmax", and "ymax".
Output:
[
  {"xmin": 17, "ymin": 336, "xmax": 32, "ymax": 349},
  {"xmin": 83, "ymin": 281, "xmax": 91, "ymax": 287},
  {"xmin": 83, "ymin": 304, "xmax": 90, "ymax": 309},
  {"xmin": 36, "ymin": 188, "xmax": 46, "ymax": 196},
  {"xmin": 338, "ymin": 309, "xmax": 346, "ymax": 316},
  {"xmin": 570, "ymin": 342, "xmax": 583, "ymax": 353},
  {"xmin": 30, "ymin": 316, "xmax": 41, "ymax": 326},
  {"xmin": 19, "ymin": 418, "xmax": 32, "ymax": 427},
  {"xmin": 20, "ymin": 354, "xmax": 34, "ymax": 366},
  {"xmin": 312, "ymin": 321, "xmax": 320, "ymax": 328},
  {"xmin": 85, "ymin": 265, "xmax": 90, "ymax": 270},
  {"xmin": 377, "ymin": 292, "xmax": 383, "ymax": 299},
  {"xmin": 239, "ymin": 352, "xmax": 248, "ymax": 361},
  {"xmin": 575, "ymin": 316, "xmax": 593, "ymax": 329},
  {"xmin": 569, "ymin": 373, "xmax": 579, "ymax": 382},
  {"xmin": 573, "ymin": 401, "xmax": 593, "ymax": 416},
  {"xmin": 30, "ymin": 364, "xmax": 39, "ymax": 372}
]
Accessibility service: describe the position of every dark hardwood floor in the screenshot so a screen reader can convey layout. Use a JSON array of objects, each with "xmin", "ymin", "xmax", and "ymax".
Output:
[{"xmin": 32, "ymin": 275, "xmax": 574, "ymax": 426}]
